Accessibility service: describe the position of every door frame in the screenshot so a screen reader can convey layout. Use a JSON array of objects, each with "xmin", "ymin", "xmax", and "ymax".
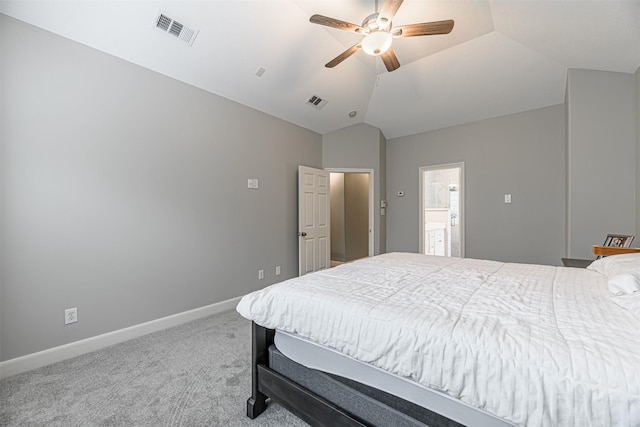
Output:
[
  {"xmin": 325, "ymin": 168, "xmax": 375, "ymax": 258},
  {"xmin": 419, "ymin": 162, "xmax": 465, "ymax": 257}
]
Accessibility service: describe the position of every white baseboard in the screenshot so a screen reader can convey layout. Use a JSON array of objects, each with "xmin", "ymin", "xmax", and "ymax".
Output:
[{"xmin": 0, "ymin": 296, "xmax": 242, "ymax": 379}]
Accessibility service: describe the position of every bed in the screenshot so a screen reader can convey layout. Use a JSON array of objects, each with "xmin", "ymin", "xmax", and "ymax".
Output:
[{"xmin": 236, "ymin": 249, "xmax": 640, "ymax": 426}]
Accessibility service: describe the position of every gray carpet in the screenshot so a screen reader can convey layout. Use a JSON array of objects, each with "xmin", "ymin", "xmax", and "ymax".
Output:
[{"xmin": 0, "ymin": 309, "xmax": 308, "ymax": 426}]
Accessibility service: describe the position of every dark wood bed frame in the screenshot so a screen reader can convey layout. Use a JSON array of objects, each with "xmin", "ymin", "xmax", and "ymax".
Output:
[{"xmin": 246, "ymin": 321, "xmax": 369, "ymax": 426}]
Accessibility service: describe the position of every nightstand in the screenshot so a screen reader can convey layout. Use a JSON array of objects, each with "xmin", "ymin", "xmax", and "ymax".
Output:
[{"xmin": 561, "ymin": 258, "xmax": 593, "ymax": 268}]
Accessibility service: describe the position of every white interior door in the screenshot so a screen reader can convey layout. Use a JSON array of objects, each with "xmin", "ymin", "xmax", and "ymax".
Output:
[{"xmin": 298, "ymin": 165, "xmax": 330, "ymax": 276}]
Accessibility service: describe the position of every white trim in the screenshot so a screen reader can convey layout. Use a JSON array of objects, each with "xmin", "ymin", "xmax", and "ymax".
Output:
[
  {"xmin": 0, "ymin": 296, "xmax": 242, "ymax": 379},
  {"xmin": 325, "ymin": 168, "xmax": 375, "ymax": 257},
  {"xmin": 419, "ymin": 163, "xmax": 465, "ymax": 257}
]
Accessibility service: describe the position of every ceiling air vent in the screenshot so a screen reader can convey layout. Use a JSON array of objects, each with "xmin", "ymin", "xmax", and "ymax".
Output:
[
  {"xmin": 306, "ymin": 95, "xmax": 328, "ymax": 110},
  {"xmin": 154, "ymin": 11, "xmax": 199, "ymax": 46}
]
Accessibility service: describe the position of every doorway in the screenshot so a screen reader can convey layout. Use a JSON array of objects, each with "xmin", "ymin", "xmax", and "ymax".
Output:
[
  {"xmin": 328, "ymin": 169, "xmax": 374, "ymax": 266},
  {"xmin": 419, "ymin": 163, "xmax": 464, "ymax": 257}
]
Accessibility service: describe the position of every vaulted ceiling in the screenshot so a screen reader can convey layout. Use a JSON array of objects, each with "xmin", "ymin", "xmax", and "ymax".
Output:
[{"xmin": 2, "ymin": 1, "xmax": 640, "ymax": 139}]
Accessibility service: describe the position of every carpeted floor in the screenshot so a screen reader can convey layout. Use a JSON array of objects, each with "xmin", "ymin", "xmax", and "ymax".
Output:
[{"xmin": 0, "ymin": 309, "xmax": 308, "ymax": 426}]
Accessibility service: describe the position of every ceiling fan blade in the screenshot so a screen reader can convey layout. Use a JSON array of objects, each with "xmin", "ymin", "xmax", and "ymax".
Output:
[
  {"xmin": 393, "ymin": 20, "xmax": 454, "ymax": 37},
  {"xmin": 310, "ymin": 14, "xmax": 366, "ymax": 34},
  {"xmin": 325, "ymin": 43, "xmax": 362, "ymax": 68},
  {"xmin": 379, "ymin": 0, "xmax": 404, "ymax": 26},
  {"xmin": 380, "ymin": 48, "xmax": 400, "ymax": 72}
]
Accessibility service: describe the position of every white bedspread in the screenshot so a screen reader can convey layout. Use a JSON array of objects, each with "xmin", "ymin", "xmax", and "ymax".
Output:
[{"xmin": 236, "ymin": 253, "xmax": 640, "ymax": 426}]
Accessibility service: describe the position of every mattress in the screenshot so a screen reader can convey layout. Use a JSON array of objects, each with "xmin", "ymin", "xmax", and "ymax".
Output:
[
  {"xmin": 274, "ymin": 330, "xmax": 512, "ymax": 427},
  {"xmin": 237, "ymin": 252, "xmax": 640, "ymax": 426}
]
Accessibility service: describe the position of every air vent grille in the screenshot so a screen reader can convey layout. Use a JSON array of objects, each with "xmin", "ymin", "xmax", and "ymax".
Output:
[
  {"xmin": 154, "ymin": 12, "xmax": 199, "ymax": 46},
  {"xmin": 179, "ymin": 27, "xmax": 195, "ymax": 43},
  {"xmin": 306, "ymin": 95, "xmax": 328, "ymax": 110},
  {"xmin": 156, "ymin": 14, "xmax": 171, "ymax": 31},
  {"xmin": 168, "ymin": 20, "xmax": 183, "ymax": 37}
]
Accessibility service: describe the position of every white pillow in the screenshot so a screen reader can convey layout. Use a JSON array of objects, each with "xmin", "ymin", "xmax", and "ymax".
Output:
[
  {"xmin": 587, "ymin": 253, "xmax": 640, "ymax": 277},
  {"xmin": 610, "ymin": 293, "xmax": 640, "ymax": 318},
  {"xmin": 607, "ymin": 272, "xmax": 640, "ymax": 295}
]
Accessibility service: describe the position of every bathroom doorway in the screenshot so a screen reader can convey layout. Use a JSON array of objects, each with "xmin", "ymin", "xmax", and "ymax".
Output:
[{"xmin": 419, "ymin": 163, "xmax": 464, "ymax": 257}]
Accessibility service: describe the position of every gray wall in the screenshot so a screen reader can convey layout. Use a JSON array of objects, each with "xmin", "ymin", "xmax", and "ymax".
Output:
[
  {"xmin": 323, "ymin": 123, "xmax": 387, "ymax": 255},
  {"xmin": 329, "ymin": 173, "xmax": 369, "ymax": 262},
  {"xmin": 344, "ymin": 173, "xmax": 369, "ymax": 261},
  {"xmin": 329, "ymin": 173, "xmax": 346, "ymax": 261},
  {"xmin": 379, "ymin": 130, "xmax": 387, "ymax": 252},
  {"xmin": 386, "ymin": 105, "xmax": 566, "ymax": 266},
  {"xmin": 566, "ymin": 69, "xmax": 637, "ymax": 259},
  {"xmin": 0, "ymin": 15, "xmax": 322, "ymax": 361},
  {"xmin": 0, "ymin": 16, "xmax": 3, "ymax": 362},
  {"xmin": 637, "ymin": 66, "xmax": 640, "ymax": 236}
]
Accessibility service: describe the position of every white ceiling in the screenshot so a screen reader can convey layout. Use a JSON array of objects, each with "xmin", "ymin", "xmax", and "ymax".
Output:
[{"xmin": 2, "ymin": 0, "xmax": 640, "ymax": 139}]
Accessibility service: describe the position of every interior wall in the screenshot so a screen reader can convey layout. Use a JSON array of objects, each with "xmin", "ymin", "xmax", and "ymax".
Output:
[
  {"xmin": 323, "ymin": 123, "xmax": 386, "ymax": 255},
  {"xmin": 379, "ymin": 130, "xmax": 387, "ymax": 252},
  {"xmin": 387, "ymin": 105, "xmax": 566, "ymax": 266},
  {"xmin": 566, "ymin": 69, "xmax": 637, "ymax": 259},
  {"xmin": 344, "ymin": 173, "xmax": 369, "ymax": 261},
  {"xmin": 0, "ymin": 15, "xmax": 322, "ymax": 361},
  {"xmin": 329, "ymin": 173, "xmax": 346, "ymax": 262},
  {"xmin": 0, "ymin": 16, "xmax": 4, "ymax": 362},
  {"xmin": 637, "ymin": 66, "xmax": 640, "ymax": 237}
]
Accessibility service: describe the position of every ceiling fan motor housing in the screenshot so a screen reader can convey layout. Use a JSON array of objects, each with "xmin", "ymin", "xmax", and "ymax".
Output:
[{"xmin": 362, "ymin": 13, "xmax": 392, "ymax": 33}]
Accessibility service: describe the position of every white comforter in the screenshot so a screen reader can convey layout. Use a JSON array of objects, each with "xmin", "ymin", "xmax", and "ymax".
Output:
[{"xmin": 236, "ymin": 252, "xmax": 640, "ymax": 426}]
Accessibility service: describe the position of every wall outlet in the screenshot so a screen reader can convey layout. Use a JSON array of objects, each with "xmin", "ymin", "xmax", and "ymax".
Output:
[
  {"xmin": 64, "ymin": 307, "xmax": 78, "ymax": 325},
  {"xmin": 275, "ymin": 265, "xmax": 281, "ymax": 276},
  {"xmin": 258, "ymin": 269, "xmax": 264, "ymax": 280}
]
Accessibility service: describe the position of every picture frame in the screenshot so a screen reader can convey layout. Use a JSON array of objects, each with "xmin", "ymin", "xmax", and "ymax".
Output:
[{"xmin": 603, "ymin": 234, "xmax": 634, "ymax": 248}]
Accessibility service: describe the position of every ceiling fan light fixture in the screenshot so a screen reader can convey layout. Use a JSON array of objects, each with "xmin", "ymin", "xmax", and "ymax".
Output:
[{"xmin": 362, "ymin": 31, "xmax": 392, "ymax": 56}]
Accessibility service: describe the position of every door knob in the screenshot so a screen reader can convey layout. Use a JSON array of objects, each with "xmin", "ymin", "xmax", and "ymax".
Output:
[{"xmin": 298, "ymin": 232, "xmax": 307, "ymax": 237}]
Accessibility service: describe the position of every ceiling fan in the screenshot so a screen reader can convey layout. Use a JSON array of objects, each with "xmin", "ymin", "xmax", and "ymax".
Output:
[{"xmin": 309, "ymin": 0, "xmax": 454, "ymax": 72}]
